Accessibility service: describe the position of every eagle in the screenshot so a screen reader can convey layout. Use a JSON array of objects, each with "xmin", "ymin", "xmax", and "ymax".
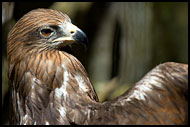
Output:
[{"xmin": 7, "ymin": 8, "xmax": 188, "ymax": 125}]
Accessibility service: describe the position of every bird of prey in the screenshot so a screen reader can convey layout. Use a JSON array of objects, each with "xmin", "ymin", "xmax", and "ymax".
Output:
[{"xmin": 7, "ymin": 8, "xmax": 188, "ymax": 125}]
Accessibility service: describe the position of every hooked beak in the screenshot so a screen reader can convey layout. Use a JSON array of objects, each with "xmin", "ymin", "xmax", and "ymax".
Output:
[{"xmin": 52, "ymin": 22, "xmax": 88, "ymax": 47}]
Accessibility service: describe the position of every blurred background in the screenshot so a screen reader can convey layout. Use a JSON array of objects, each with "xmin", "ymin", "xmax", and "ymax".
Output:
[{"xmin": 2, "ymin": 2, "xmax": 188, "ymax": 124}]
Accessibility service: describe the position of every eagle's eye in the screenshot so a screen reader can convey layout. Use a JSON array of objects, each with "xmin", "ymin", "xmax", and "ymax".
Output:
[{"xmin": 40, "ymin": 28, "xmax": 55, "ymax": 38}]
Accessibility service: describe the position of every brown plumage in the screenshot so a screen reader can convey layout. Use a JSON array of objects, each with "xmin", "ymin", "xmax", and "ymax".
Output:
[{"xmin": 7, "ymin": 8, "xmax": 188, "ymax": 125}]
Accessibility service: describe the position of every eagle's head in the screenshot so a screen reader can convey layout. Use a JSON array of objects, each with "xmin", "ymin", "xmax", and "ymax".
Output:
[{"xmin": 7, "ymin": 8, "xmax": 88, "ymax": 63}]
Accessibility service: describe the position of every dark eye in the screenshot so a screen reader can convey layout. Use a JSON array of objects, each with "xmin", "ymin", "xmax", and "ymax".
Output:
[{"xmin": 40, "ymin": 28, "xmax": 54, "ymax": 38}]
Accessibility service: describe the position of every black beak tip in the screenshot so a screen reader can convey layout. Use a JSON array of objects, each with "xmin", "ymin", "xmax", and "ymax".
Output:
[{"xmin": 73, "ymin": 30, "xmax": 88, "ymax": 47}]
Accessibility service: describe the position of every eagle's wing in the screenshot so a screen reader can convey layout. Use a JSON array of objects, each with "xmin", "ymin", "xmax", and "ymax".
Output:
[{"xmin": 86, "ymin": 62, "xmax": 188, "ymax": 125}]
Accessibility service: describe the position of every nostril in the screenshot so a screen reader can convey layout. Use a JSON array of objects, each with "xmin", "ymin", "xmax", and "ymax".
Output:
[{"xmin": 70, "ymin": 31, "xmax": 74, "ymax": 34}]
